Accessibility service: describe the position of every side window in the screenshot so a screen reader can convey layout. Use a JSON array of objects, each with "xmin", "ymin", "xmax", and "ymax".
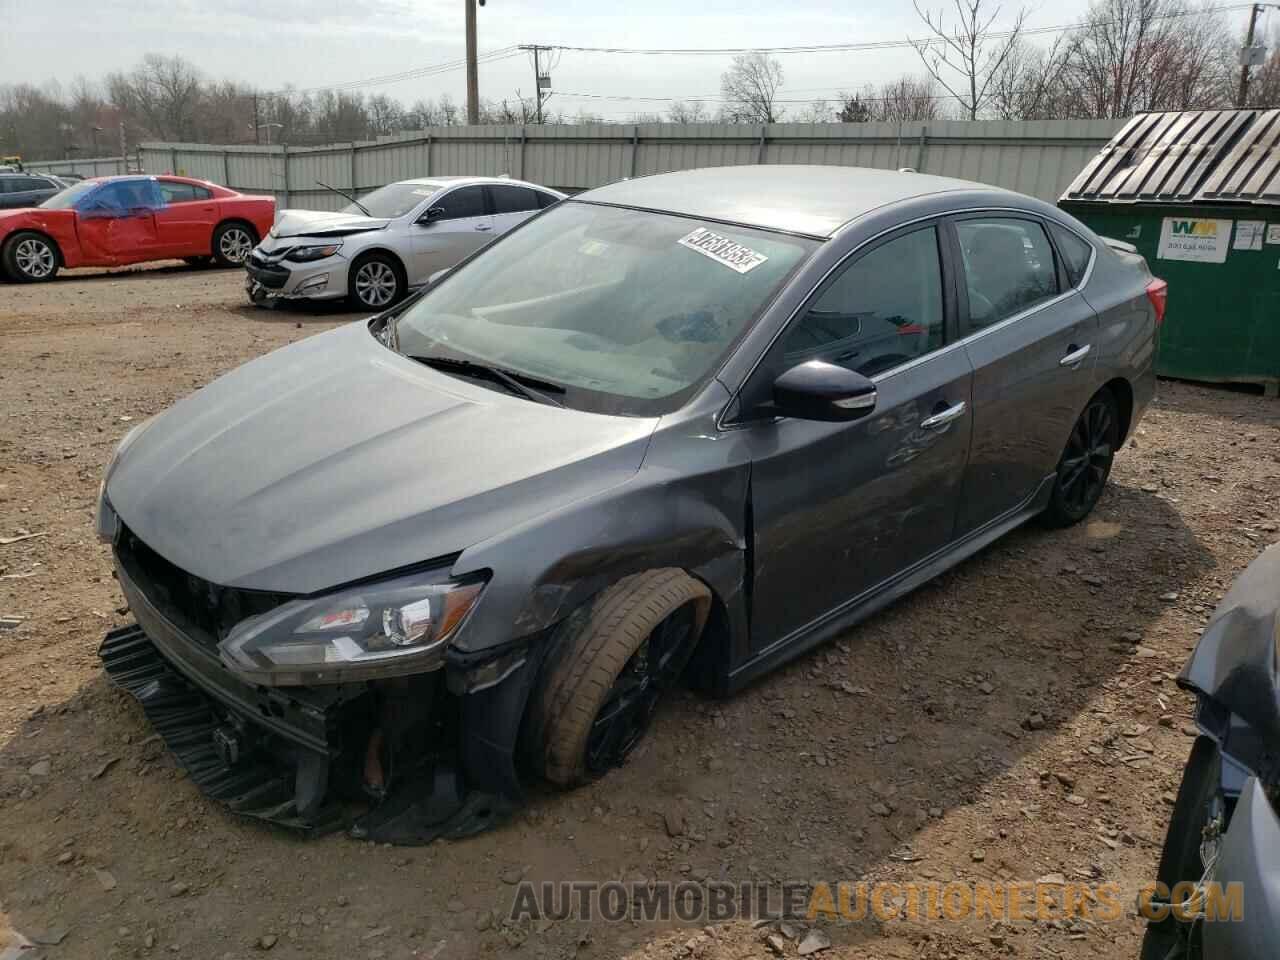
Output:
[
  {"xmin": 488, "ymin": 185, "xmax": 540, "ymax": 214},
  {"xmin": 782, "ymin": 226, "xmax": 945, "ymax": 378},
  {"xmin": 91, "ymin": 180, "xmax": 163, "ymax": 212},
  {"xmin": 160, "ymin": 181, "xmax": 192, "ymax": 203},
  {"xmin": 433, "ymin": 186, "xmax": 486, "ymax": 220},
  {"xmin": 1048, "ymin": 222, "xmax": 1093, "ymax": 288},
  {"xmin": 956, "ymin": 218, "xmax": 1059, "ymax": 329},
  {"xmin": 159, "ymin": 181, "xmax": 205, "ymax": 203},
  {"xmin": 536, "ymin": 190, "xmax": 560, "ymax": 209}
]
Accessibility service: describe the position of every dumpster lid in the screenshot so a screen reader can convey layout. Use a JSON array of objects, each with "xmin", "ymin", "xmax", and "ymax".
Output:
[{"xmin": 1061, "ymin": 109, "xmax": 1280, "ymax": 207}]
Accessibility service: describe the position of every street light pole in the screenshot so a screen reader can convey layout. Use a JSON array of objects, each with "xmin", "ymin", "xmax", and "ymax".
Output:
[{"xmin": 465, "ymin": 0, "xmax": 480, "ymax": 124}]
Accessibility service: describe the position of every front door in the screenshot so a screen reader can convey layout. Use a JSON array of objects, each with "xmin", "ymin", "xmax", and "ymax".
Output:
[
  {"xmin": 75, "ymin": 180, "xmax": 160, "ymax": 265},
  {"xmin": 746, "ymin": 224, "xmax": 974, "ymax": 652},
  {"xmin": 950, "ymin": 215, "xmax": 1099, "ymax": 536},
  {"xmin": 408, "ymin": 184, "xmax": 494, "ymax": 283}
]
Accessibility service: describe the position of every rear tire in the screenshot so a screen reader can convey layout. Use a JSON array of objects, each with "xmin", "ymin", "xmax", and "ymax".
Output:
[
  {"xmin": 1041, "ymin": 386, "xmax": 1119, "ymax": 527},
  {"xmin": 2, "ymin": 231, "xmax": 60, "ymax": 282},
  {"xmin": 528, "ymin": 569, "xmax": 711, "ymax": 788},
  {"xmin": 348, "ymin": 253, "xmax": 406, "ymax": 311},
  {"xmin": 211, "ymin": 222, "xmax": 256, "ymax": 268}
]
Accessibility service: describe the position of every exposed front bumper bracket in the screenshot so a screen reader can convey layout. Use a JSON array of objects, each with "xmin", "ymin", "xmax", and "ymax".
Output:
[{"xmin": 99, "ymin": 624, "xmax": 347, "ymax": 835}]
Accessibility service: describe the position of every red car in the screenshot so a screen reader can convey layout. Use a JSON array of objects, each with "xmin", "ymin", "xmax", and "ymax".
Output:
[{"xmin": 0, "ymin": 175, "xmax": 275, "ymax": 282}]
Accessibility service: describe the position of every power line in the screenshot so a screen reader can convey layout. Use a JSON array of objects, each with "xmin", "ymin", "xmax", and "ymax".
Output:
[
  {"xmin": 280, "ymin": 47, "xmax": 524, "ymax": 96},
  {"xmin": 527, "ymin": 2, "xmax": 1257, "ymax": 56}
]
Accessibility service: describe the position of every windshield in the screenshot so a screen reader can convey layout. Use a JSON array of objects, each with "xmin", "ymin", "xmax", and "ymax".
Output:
[
  {"xmin": 40, "ymin": 180, "xmax": 99, "ymax": 210},
  {"xmin": 343, "ymin": 181, "xmax": 441, "ymax": 219},
  {"xmin": 394, "ymin": 202, "xmax": 817, "ymax": 416}
]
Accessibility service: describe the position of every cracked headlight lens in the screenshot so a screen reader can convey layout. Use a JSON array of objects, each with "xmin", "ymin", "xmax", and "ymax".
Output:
[{"xmin": 219, "ymin": 568, "xmax": 486, "ymax": 686}]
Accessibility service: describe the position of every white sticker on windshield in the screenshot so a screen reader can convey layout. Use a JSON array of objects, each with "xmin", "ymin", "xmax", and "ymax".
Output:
[
  {"xmin": 678, "ymin": 227, "xmax": 768, "ymax": 274},
  {"xmin": 411, "ymin": 189, "xmax": 434, "ymax": 197}
]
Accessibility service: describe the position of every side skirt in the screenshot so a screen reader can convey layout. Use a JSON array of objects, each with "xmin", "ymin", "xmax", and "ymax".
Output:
[{"xmin": 726, "ymin": 473, "xmax": 1056, "ymax": 693}]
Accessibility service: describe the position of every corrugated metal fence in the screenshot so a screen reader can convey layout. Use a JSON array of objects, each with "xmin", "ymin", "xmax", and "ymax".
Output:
[
  {"xmin": 41, "ymin": 119, "xmax": 1123, "ymax": 209},
  {"xmin": 25, "ymin": 156, "xmax": 132, "ymax": 178}
]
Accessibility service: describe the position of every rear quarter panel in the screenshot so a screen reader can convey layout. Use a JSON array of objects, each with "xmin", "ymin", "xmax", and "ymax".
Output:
[
  {"xmin": 1079, "ymin": 240, "xmax": 1157, "ymax": 439},
  {"xmin": 219, "ymin": 196, "xmax": 275, "ymax": 244}
]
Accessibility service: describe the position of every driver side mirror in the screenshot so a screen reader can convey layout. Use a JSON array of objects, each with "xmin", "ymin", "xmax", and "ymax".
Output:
[
  {"xmin": 417, "ymin": 206, "xmax": 446, "ymax": 225},
  {"xmin": 771, "ymin": 360, "xmax": 877, "ymax": 422}
]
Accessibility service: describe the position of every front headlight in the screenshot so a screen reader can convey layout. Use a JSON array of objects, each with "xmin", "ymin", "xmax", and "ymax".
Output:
[
  {"xmin": 285, "ymin": 242, "xmax": 342, "ymax": 262},
  {"xmin": 219, "ymin": 568, "xmax": 486, "ymax": 686}
]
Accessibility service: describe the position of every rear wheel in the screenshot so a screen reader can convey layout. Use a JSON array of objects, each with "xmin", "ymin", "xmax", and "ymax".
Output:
[
  {"xmin": 1041, "ymin": 387, "xmax": 1119, "ymax": 527},
  {"xmin": 211, "ymin": 222, "xmax": 255, "ymax": 268},
  {"xmin": 528, "ymin": 569, "xmax": 711, "ymax": 788},
  {"xmin": 2, "ymin": 231, "xmax": 59, "ymax": 282},
  {"xmin": 348, "ymin": 253, "xmax": 405, "ymax": 311}
]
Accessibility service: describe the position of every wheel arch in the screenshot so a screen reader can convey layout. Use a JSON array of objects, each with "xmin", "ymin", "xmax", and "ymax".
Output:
[
  {"xmin": 349, "ymin": 245, "xmax": 408, "ymax": 282},
  {"xmin": 3, "ymin": 228, "xmax": 63, "ymax": 266},
  {"xmin": 210, "ymin": 217, "xmax": 259, "ymax": 257},
  {"xmin": 1101, "ymin": 376, "xmax": 1135, "ymax": 444}
]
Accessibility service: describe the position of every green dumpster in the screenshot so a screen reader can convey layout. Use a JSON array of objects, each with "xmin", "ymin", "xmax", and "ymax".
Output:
[{"xmin": 1060, "ymin": 109, "xmax": 1280, "ymax": 397}]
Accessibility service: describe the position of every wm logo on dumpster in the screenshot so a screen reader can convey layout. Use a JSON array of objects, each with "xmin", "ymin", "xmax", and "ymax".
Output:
[{"xmin": 1170, "ymin": 220, "xmax": 1218, "ymax": 237}]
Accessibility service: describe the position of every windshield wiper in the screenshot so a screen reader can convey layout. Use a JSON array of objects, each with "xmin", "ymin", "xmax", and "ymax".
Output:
[
  {"xmin": 316, "ymin": 179, "xmax": 372, "ymax": 218},
  {"xmin": 410, "ymin": 355, "xmax": 565, "ymax": 408}
]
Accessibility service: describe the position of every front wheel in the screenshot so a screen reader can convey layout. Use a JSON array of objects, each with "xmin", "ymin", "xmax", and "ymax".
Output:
[
  {"xmin": 2, "ymin": 231, "xmax": 60, "ymax": 282},
  {"xmin": 348, "ymin": 253, "xmax": 405, "ymax": 311},
  {"xmin": 211, "ymin": 222, "xmax": 256, "ymax": 268},
  {"xmin": 1140, "ymin": 736, "xmax": 1221, "ymax": 960},
  {"xmin": 1041, "ymin": 387, "xmax": 1119, "ymax": 527},
  {"xmin": 528, "ymin": 569, "xmax": 711, "ymax": 788}
]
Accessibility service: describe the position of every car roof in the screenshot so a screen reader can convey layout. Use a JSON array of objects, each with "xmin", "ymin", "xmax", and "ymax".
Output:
[
  {"xmin": 396, "ymin": 175, "xmax": 558, "ymax": 191},
  {"xmin": 578, "ymin": 165, "xmax": 1012, "ymax": 238}
]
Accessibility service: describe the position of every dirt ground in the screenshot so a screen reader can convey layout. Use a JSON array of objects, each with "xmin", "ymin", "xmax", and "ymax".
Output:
[{"xmin": 0, "ymin": 263, "xmax": 1277, "ymax": 960}]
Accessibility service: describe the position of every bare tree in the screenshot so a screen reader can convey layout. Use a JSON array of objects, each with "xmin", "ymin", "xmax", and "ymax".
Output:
[
  {"xmin": 837, "ymin": 76, "xmax": 945, "ymax": 122},
  {"xmin": 910, "ymin": 0, "xmax": 1028, "ymax": 119},
  {"xmin": 797, "ymin": 99, "xmax": 834, "ymax": 123},
  {"xmin": 1245, "ymin": 27, "xmax": 1280, "ymax": 107},
  {"xmin": 719, "ymin": 53, "xmax": 785, "ymax": 123},
  {"xmin": 667, "ymin": 100, "xmax": 711, "ymax": 123},
  {"xmin": 988, "ymin": 35, "xmax": 1076, "ymax": 119},
  {"xmin": 1067, "ymin": 0, "xmax": 1230, "ymax": 118}
]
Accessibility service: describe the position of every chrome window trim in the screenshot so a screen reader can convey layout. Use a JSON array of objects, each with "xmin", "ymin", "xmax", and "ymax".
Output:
[{"xmin": 717, "ymin": 204, "xmax": 1095, "ymax": 428}]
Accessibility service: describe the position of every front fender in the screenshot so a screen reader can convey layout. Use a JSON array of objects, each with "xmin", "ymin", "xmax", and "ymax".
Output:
[
  {"xmin": 448, "ymin": 458, "xmax": 751, "ymax": 665},
  {"xmin": 1179, "ymin": 543, "xmax": 1280, "ymax": 759}
]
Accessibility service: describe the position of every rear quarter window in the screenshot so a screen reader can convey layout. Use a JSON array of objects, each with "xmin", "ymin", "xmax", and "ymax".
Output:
[{"xmin": 1049, "ymin": 223, "xmax": 1094, "ymax": 288}]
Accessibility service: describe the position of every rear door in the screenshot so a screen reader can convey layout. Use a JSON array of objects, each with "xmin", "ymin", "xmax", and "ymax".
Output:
[
  {"xmin": 154, "ymin": 180, "xmax": 217, "ymax": 256},
  {"xmin": 486, "ymin": 184, "xmax": 545, "ymax": 236},
  {"xmin": 74, "ymin": 180, "xmax": 161, "ymax": 264},
  {"xmin": 746, "ymin": 222, "xmax": 974, "ymax": 652},
  {"xmin": 407, "ymin": 184, "xmax": 493, "ymax": 282},
  {"xmin": 951, "ymin": 214, "xmax": 1099, "ymax": 536}
]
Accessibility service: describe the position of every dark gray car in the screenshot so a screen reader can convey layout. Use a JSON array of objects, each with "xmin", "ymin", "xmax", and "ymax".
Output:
[
  {"xmin": 0, "ymin": 172, "xmax": 65, "ymax": 209},
  {"xmin": 95, "ymin": 165, "xmax": 1163, "ymax": 843}
]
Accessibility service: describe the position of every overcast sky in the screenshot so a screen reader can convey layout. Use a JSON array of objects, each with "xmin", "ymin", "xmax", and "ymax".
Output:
[{"xmin": 0, "ymin": 0, "xmax": 1265, "ymax": 119}]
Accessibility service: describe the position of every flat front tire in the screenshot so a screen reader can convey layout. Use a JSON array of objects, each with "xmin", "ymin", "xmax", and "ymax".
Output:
[
  {"xmin": 2, "ymin": 231, "xmax": 59, "ymax": 282},
  {"xmin": 1041, "ymin": 386, "xmax": 1119, "ymax": 527},
  {"xmin": 529, "ymin": 569, "xmax": 711, "ymax": 788}
]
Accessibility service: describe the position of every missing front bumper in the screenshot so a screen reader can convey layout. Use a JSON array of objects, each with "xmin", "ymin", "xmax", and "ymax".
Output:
[{"xmin": 99, "ymin": 623, "xmax": 527, "ymax": 844}]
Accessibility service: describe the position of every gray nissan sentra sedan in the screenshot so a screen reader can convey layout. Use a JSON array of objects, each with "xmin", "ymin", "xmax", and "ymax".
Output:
[{"xmin": 96, "ymin": 165, "xmax": 1164, "ymax": 842}]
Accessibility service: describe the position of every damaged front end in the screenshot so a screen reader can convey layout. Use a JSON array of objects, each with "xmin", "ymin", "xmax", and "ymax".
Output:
[{"xmin": 99, "ymin": 526, "xmax": 540, "ymax": 844}]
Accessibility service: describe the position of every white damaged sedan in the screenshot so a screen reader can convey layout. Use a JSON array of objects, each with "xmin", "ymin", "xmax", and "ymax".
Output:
[{"xmin": 246, "ymin": 176, "xmax": 564, "ymax": 310}]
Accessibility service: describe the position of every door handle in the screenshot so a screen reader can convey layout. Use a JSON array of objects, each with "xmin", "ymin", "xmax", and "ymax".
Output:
[
  {"xmin": 474, "ymin": 223, "xmax": 492, "ymax": 231},
  {"xmin": 1060, "ymin": 343, "xmax": 1092, "ymax": 368},
  {"xmin": 920, "ymin": 401, "xmax": 966, "ymax": 430}
]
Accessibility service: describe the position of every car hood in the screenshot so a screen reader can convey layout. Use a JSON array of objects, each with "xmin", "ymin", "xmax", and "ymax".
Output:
[
  {"xmin": 271, "ymin": 208, "xmax": 391, "ymax": 239},
  {"xmin": 106, "ymin": 322, "xmax": 658, "ymax": 594}
]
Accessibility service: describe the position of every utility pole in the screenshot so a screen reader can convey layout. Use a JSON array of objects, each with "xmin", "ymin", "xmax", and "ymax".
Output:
[
  {"xmin": 118, "ymin": 121, "xmax": 127, "ymax": 168},
  {"xmin": 533, "ymin": 45, "xmax": 543, "ymax": 123},
  {"xmin": 465, "ymin": 0, "xmax": 480, "ymax": 125},
  {"xmin": 1238, "ymin": 4, "xmax": 1265, "ymax": 107},
  {"xmin": 253, "ymin": 93, "xmax": 261, "ymax": 144}
]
